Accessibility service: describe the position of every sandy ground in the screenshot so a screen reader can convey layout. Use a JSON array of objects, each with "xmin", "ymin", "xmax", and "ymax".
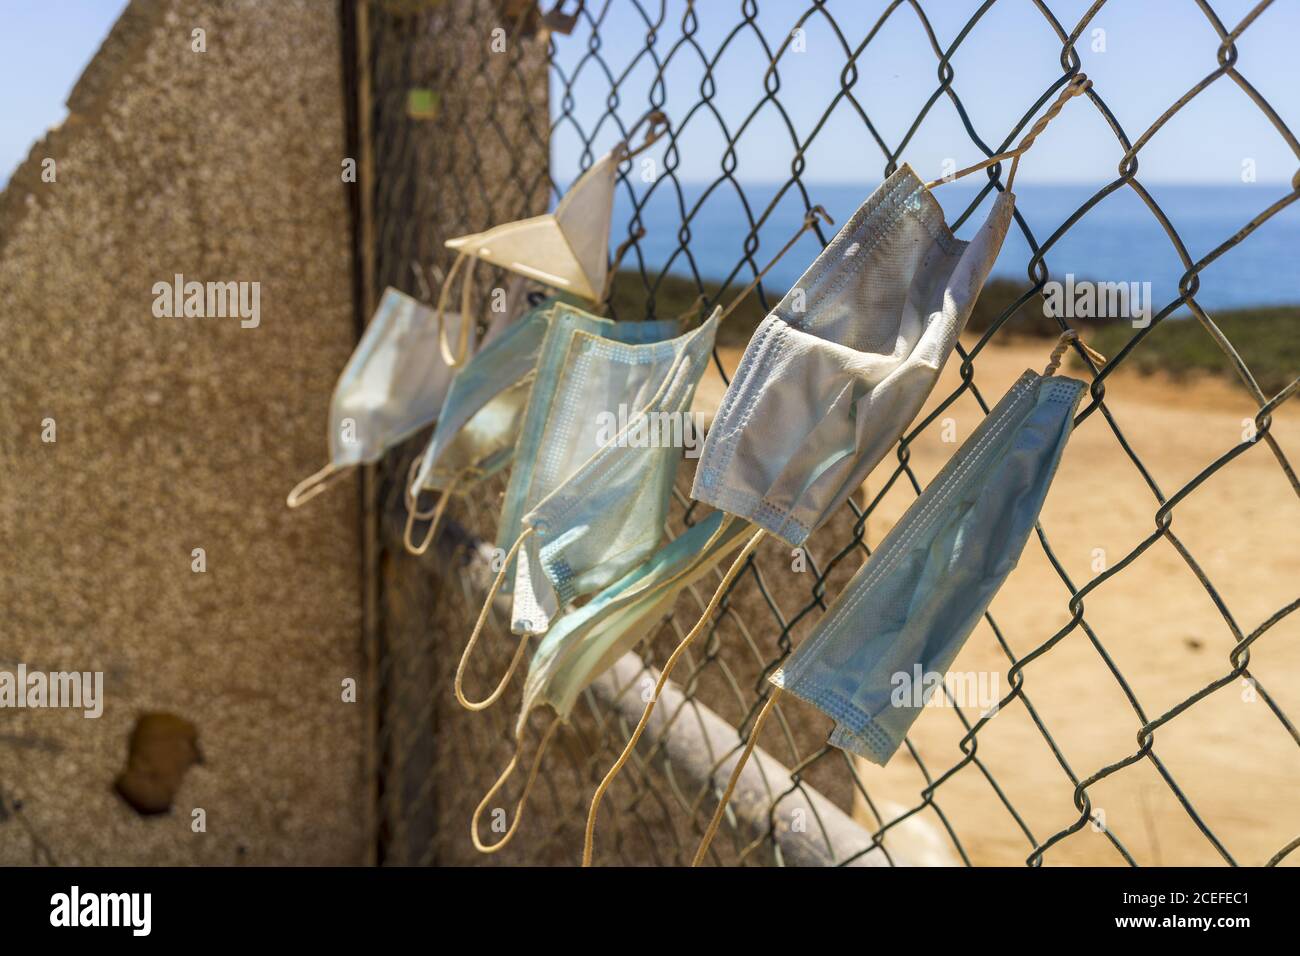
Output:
[{"xmin": 693, "ymin": 336, "xmax": 1300, "ymax": 867}]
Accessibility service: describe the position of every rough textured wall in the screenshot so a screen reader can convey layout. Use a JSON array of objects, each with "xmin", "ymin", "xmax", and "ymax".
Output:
[{"xmin": 0, "ymin": 0, "xmax": 366, "ymax": 864}]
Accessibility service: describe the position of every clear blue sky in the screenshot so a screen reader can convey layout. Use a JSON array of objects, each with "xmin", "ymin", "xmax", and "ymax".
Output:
[
  {"xmin": 0, "ymin": 0, "xmax": 130, "ymax": 188},
  {"xmin": 2, "ymin": 0, "xmax": 1297, "ymax": 188},
  {"xmin": 551, "ymin": 0, "xmax": 1300, "ymax": 185}
]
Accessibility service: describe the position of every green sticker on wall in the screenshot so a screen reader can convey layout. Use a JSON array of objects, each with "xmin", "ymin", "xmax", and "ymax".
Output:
[{"xmin": 407, "ymin": 88, "xmax": 440, "ymax": 121}]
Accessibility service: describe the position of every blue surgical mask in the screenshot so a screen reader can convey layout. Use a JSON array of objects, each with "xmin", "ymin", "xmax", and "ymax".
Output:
[
  {"xmin": 403, "ymin": 298, "xmax": 558, "ymax": 553},
  {"xmin": 493, "ymin": 303, "xmax": 684, "ymax": 633},
  {"xmin": 771, "ymin": 369, "xmax": 1086, "ymax": 764},
  {"xmin": 514, "ymin": 310, "xmax": 719, "ymax": 634},
  {"xmin": 454, "ymin": 305, "xmax": 718, "ymax": 711},
  {"xmin": 519, "ymin": 507, "xmax": 748, "ymax": 732}
]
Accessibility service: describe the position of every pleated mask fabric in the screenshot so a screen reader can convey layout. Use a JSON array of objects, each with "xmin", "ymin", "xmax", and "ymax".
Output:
[
  {"xmin": 691, "ymin": 164, "xmax": 1016, "ymax": 547},
  {"xmin": 770, "ymin": 370, "xmax": 1086, "ymax": 765},
  {"xmin": 520, "ymin": 309, "xmax": 719, "ymax": 619},
  {"xmin": 328, "ymin": 287, "xmax": 472, "ymax": 467},
  {"xmin": 287, "ymin": 287, "xmax": 475, "ymax": 507},
  {"xmin": 496, "ymin": 303, "xmax": 704, "ymax": 635},
  {"xmin": 407, "ymin": 297, "xmax": 558, "ymax": 499},
  {"xmin": 517, "ymin": 509, "xmax": 751, "ymax": 735}
]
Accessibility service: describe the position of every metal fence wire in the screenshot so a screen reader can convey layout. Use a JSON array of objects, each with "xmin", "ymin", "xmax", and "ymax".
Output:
[{"xmin": 356, "ymin": 0, "xmax": 1300, "ymax": 866}]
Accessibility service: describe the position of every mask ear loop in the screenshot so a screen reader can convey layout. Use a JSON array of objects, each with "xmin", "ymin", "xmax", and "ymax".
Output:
[
  {"xmin": 600, "ymin": 226, "xmax": 646, "ymax": 309},
  {"xmin": 580, "ymin": 204, "xmax": 833, "ymax": 866},
  {"xmin": 433, "ymin": 249, "xmax": 477, "ymax": 368},
  {"xmin": 690, "ymin": 686, "xmax": 783, "ymax": 866},
  {"xmin": 716, "ymin": 206, "xmax": 834, "ymax": 325},
  {"xmin": 582, "ymin": 518, "xmax": 765, "ymax": 865},
  {"xmin": 617, "ymin": 110, "xmax": 670, "ymax": 165},
  {"xmin": 404, "ymin": 457, "xmax": 439, "ymax": 520},
  {"xmin": 454, "ymin": 526, "xmax": 536, "ymax": 711},
  {"xmin": 924, "ymin": 74, "xmax": 1092, "ymax": 191},
  {"xmin": 286, "ymin": 462, "xmax": 350, "ymax": 508},
  {"xmin": 402, "ymin": 469, "xmax": 464, "ymax": 557},
  {"xmin": 676, "ymin": 294, "xmax": 709, "ymax": 327},
  {"xmin": 471, "ymin": 716, "xmax": 561, "ymax": 854},
  {"xmin": 1043, "ymin": 329, "xmax": 1106, "ymax": 377}
]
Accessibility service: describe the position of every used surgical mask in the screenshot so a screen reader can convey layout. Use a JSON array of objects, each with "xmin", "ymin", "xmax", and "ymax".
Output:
[
  {"xmin": 692, "ymin": 163, "xmax": 1016, "ymax": 547},
  {"xmin": 589, "ymin": 80, "xmax": 1098, "ymax": 867},
  {"xmin": 520, "ymin": 508, "xmax": 746, "ymax": 729},
  {"xmin": 402, "ymin": 297, "xmax": 562, "ymax": 553},
  {"xmin": 683, "ymin": 355, "xmax": 1095, "ymax": 869},
  {"xmin": 509, "ymin": 311, "xmax": 719, "ymax": 636},
  {"xmin": 287, "ymin": 287, "xmax": 474, "ymax": 508},
  {"xmin": 467, "ymin": 510, "xmax": 750, "ymax": 854},
  {"xmin": 772, "ymin": 368, "xmax": 1086, "ymax": 764},
  {"xmin": 454, "ymin": 305, "xmax": 719, "ymax": 710},
  {"xmin": 493, "ymin": 304, "xmax": 682, "ymax": 632}
]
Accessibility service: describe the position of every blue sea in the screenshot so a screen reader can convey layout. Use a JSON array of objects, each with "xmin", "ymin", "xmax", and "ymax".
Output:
[{"xmin": 611, "ymin": 182, "xmax": 1300, "ymax": 313}]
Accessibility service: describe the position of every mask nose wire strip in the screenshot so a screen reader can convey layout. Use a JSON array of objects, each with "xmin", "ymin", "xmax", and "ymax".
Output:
[
  {"xmin": 286, "ymin": 462, "xmax": 347, "ymax": 509},
  {"xmin": 454, "ymin": 526, "xmax": 537, "ymax": 711},
  {"xmin": 717, "ymin": 206, "xmax": 834, "ymax": 325},
  {"xmin": 402, "ymin": 470, "xmax": 463, "ymax": 557},
  {"xmin": 582, "ymin": 518, "xmax": 763, "ymax": 867},
  {"xmin": 690, "ymin": 686, "xmax": 784, "ymax": 867},
  {"xmin": 924, "ymin": 73, "xmax": 1092, "ymax": 191},
  {"xmin": 470, "ymin": 717, "xmax": 560, "ymax": 854},
  {"xmin": 434, "ymin": 249, "xmax": 475, "ymax": 368},
  {"xmin": 1043, "ymin": 329, "xmax": 1107, "ymax": 376}
]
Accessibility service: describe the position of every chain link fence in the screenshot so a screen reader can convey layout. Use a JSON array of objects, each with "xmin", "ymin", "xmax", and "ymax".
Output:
[{"xmin": 357, "ymin": 0, "xmax": 1300, "ymax": 866}]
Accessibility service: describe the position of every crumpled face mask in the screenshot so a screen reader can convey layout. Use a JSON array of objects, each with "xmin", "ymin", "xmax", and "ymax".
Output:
[
  {"xmin": 433, "ymin": 113, "xmax": 669, "ymax": 360},
  {"xmin": 446, "ymin": 149, "xmax": 616, "ymax": 303},
  {"xmin": 465, "ymin": 510, "xmax": 751, "ymax": 854},
  {"xmin": 692, "ymin": 163, "xmax": 1016, "ymax": 547},
  {"xmin": 453, "ymin": 305, "xmax": 719, "ymax": 713},
  {"xmin": 519, "ymin": 509, "xmax": 748, "ymax": 731},
  {"xmin": 509, "ymin": 310, "xmax": 719, "ymax": 635},
  {"xmin": 287, "ymin": 287, "xmax": 475, "ymax": 508},
  {"xmin": 493, "ymin": 303, "xmax": 683, "ymax": 631},
  {"xmin": 772, "ymin": 368, "xmax": 1086, "ymax": 765},
  {"xmin": 402, "ymin": 296, "xmax": 563, "ymax": 554}
]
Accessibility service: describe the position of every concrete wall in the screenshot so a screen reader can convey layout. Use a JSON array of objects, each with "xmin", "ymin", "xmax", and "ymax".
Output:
[{"xmin": 0, "ymin": 0, "xmax": 366, "ymax": 864}]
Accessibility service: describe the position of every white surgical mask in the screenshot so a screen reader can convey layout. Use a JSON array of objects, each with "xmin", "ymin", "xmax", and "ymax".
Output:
[
  {"xmin": 692, "ymin": 163, "xmax": 1015, "ymax": 546},
  {"xmin": 287, "ymin": 287, "xmax": 474, "ymax": 508}
]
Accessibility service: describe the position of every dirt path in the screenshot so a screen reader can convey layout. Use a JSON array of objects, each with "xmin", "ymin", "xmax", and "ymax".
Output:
[{"xmin": 694, "ymin": 336, "xmax": 1299, "ymax": 866}]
